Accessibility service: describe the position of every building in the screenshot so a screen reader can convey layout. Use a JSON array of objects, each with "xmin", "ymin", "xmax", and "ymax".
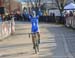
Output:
[
  {"xmin": 3, "ymin": 0, "xmax": 22, "ymax": 14},
  {"xmin": 0, "ymin": 0, "xmax": 4, "ymax": 7},
  {"xmin": 19, "ymin": 0, "xmax": 75, "ymax": 15},
  {"xmin": 21, "ymin": 2, "xmax": 32, "ymax": 12}
]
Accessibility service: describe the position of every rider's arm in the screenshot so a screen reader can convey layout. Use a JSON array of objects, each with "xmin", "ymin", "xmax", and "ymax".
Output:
[
  {"xmin": 29, "ymin": 15, "xmax": 31, "ymax": 19},
  {"xmin": 36, "ymin": 15, "xmax": 39, "ymax": 19},
  {"xmin": 29, "ymin": 15, "xmax": 32, "ymax": 22}
]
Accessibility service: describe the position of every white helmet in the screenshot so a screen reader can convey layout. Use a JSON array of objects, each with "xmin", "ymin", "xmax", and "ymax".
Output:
[{"xmin": 32, "ymin": 11, "xmax": 36, "ymax": 16}]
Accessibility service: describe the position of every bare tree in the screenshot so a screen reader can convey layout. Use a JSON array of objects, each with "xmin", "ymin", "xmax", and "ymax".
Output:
[
  {"xmin": 55, "ymin": 0, "xmax": 67, "ymax": 16},
  {"xmin": 38, "ymin": 0, "xmax": 41, "ymax": 7},
  {"xmin": 30, "ymin": 0, "xmax": 34, "ymax": 7}
]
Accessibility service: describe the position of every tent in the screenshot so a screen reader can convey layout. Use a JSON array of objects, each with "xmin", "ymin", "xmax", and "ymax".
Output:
[{"xmin": 64, "ymin": 3, "xmax": 75, "ymax": 10}]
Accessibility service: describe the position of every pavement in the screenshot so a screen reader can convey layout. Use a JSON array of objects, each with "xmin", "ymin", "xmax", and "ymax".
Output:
[{"xmin": 0, "ymin": 22, "xmax": 75, "ymax": 58}]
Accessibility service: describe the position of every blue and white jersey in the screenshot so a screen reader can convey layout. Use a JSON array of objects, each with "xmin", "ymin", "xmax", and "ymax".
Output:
[{"xmin": 29, "ymin": 16, "xmax": 39, "ymax": 33}]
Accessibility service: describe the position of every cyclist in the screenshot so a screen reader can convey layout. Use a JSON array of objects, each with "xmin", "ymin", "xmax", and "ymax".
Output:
[{"xmin": 29, "ymin": 11, "xmax": 40, "ymax": 49}]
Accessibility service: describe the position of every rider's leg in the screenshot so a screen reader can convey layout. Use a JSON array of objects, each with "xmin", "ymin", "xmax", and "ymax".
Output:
[
  {"xmin": 37, "ymin": 32, "xmax": 40, "ymax": 44},
  {"xmin": 32, "ymin": 33, "xmax": 35, "ymax": 49}
]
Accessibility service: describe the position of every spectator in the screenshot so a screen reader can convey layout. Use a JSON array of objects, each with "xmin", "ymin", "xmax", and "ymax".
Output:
[
  {"xmin": 4, "ymin": 13, "xmax": 11, "ymax": 21},
  {"xmin": 37, "ymin": 8, "xmax": 42, "ymax": 16},
  {"xmin": 22, "ymin": 11, "xmax": 29, "ymax": 21},
  {"xmin": 15, "ymin": 12, "xmax": 23, "ymax": 21},
  {"xmin": 0, "ymin": 14, "xmax": 2, "ymax": 22},
  {"xmin": 69, "ymin": 11, "xmax": 73, "ymax": 16}
]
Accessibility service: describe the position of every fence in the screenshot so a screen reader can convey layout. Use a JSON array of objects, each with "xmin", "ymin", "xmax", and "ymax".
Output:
[
  {"xmin": 39, "ymin": 16, "xmax": 65, "ymax": 24},
  {"xmin": 21, "ymin": 16, "xmax": 65, "ymax": 24}
]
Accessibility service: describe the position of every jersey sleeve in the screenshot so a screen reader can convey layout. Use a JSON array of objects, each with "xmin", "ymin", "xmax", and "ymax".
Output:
[
  {"xmin": 36, "ymin": 15, "xmax": 39, "ymax": 19},
  {"xmin": 29, "ymin": 15, "xmax": 32, "ymax": 22},
  {"xmin": 29, "ymin": 15, "xmax": 31, "ymax": 19}
]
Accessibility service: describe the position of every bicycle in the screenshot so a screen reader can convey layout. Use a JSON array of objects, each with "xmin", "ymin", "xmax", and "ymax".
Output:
[{"xmin": 29, "ymin": 32, "xmax": 40, "ymax": 54}]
